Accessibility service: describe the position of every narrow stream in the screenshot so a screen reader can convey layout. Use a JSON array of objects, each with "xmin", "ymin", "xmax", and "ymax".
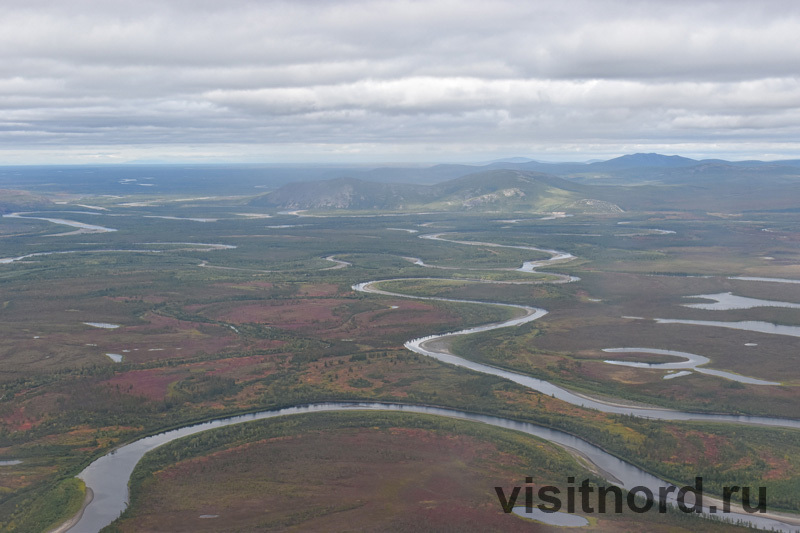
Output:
[{"xmin": 602, "ymin": 348, "xmax": 780, "ymax": 385}]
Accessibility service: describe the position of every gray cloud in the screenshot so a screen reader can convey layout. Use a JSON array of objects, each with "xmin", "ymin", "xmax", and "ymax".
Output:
[{"xmin": 1, "ymin": 0, "xmax": 800, "ymax": 162}]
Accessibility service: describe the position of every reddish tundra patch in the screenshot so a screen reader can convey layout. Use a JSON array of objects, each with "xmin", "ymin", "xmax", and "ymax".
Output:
[
  {"xmin": 107, "ymin": 295, "xmax": 168, "ymax": 304},
  {"xmin": 202, "ymin": 354, "xmax": 283, "ymax": 381},
  {"xmin": 762, "ymin": 453, "xmax": 794, "ymax": 480},
  {"xmin": 323, "ymin": 300, "xmax": 460, "ymax": 340},
  {"xmin": 103, "ymin": 368, "xmax": 185, "ymax": 400},
  {"xmin": 1, "ymin": 406, "xmax": 38, "ymax": 431},
  {"xmin": 113, "ymin": 427, "xmax": 544, "ymax": 533},
  {"xmin": 360, "ymin": 300, "xmax": 454, "ymax": 326},
  {"xmin": 101, "ymin": 354, "xmax": 285, "ymax": 400},
  {"xmin": 215, "ymin": 281, "xmax": 274, "ymax": 290},
  {"xmin": 107, "ymin": 312, "xmax": 245, "ymax": 361},
  {"xmin": 296, "ymin": 283, "xmax": 340, "ymax": 297},
  {"xmin": 212, "ymin": 299, "xmax": 347, "ymax": 329},
  {"xmin": 187, "ymin": 295, "xmax": 460, "ymax": 344},
  {"xmin": 660, "ymin": 427, "xmax": 729, "ymax": 465}
]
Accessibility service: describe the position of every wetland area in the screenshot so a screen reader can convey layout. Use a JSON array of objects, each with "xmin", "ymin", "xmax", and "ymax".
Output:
[
  {"xmin": 4, "ymin": 0, "xmax": 800, "ymax": 530},
  {"xmin": 1, "ymin": 165, "xmax": 799, "ymax": 532}
]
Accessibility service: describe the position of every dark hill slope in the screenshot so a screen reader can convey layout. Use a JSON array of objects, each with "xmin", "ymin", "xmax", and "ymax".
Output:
[
  {"xmin": 0, "ymin": 190, "xmax": 53, "ymax": 214},
  {"xmin": 254, "ymin": 177, "xmax": 427, "ymax": 210},
  {"xmin": 251, "ymin": 170, "xmax": 624, "ymax": 213}
]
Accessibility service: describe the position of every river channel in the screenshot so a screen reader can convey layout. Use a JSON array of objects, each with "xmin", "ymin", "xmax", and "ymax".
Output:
[
  {"xmin": 68, "ymin": 402, "xmax": 799, "ymax": 532},
  {"xmin": 62, "ymin": 232, "xmax": 800, "ymax": 531}
]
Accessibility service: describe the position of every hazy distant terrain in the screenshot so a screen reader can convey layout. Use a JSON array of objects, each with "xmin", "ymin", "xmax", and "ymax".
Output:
[
  {"xmin": 251, "ymin": 154, "xmax": 800, "ymax": 212},
  {"xmin": 5, "ymin": 153, "xmax": 800, "ymax": 213}
]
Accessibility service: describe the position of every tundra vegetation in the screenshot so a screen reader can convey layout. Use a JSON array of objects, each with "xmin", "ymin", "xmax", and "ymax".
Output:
[{"xmin": 0, "ymin": 160, "xmax": 798, "ymax": 531}]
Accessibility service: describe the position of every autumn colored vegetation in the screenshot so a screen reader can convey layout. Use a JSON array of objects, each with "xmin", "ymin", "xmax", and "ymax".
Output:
[{"xmin": 0, "ymin": 197, "xmax": 798, "ymax": 531}]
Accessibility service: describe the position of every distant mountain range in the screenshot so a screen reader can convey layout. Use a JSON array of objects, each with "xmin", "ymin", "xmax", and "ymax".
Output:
[
  {"xmin": 316, "ymin": 153, "xmax": 800, "ymax": 187},
  {"xmin": 3, "ymin": 153, "xmax": 800, "ymax": 213},
  {"xmin": 252, "ymin": 153, "xmax": 800, "ymax": 213},
  {"xmin": 251, "ymin": 170, "xmax": 623, "ymax": 213}
]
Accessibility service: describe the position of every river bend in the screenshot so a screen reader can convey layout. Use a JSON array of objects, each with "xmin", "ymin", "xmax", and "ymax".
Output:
[
  {"xmin": 69, "ymin": 402, "xmax": 800, "ymax": 532},
  {"xmin": 63, "ymin": 232, "xmax": 800, "ymax": 532}
]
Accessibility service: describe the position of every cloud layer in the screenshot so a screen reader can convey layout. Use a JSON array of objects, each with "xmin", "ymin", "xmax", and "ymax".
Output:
[{"xmin": 2, "ymin": 0, "xmax": 800, "ymax": 162}]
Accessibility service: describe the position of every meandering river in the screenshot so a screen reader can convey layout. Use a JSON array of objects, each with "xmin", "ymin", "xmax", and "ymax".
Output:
[
  {"xmin": 3, "ymin": 212, "xmax": 117, "ymax": 234},
  {"xmin": 67, "ymin": 402, "xmax": 800, "ymax": 532},
  {"xmin": 354, "ymin": 280, "xmax": 796, "ymax": 428},
  {"xmin": 61, "ymin": 231, "xmax": 800, "ymax": 532},
  {"xmin": 355, "ymin": 234, "xmax": 796, "ymax": 427}
]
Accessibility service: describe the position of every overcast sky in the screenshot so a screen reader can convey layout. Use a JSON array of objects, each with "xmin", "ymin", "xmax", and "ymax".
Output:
[{"xmin": 2, "ymin": 0, "xmax": 800, "ymax": 164}]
